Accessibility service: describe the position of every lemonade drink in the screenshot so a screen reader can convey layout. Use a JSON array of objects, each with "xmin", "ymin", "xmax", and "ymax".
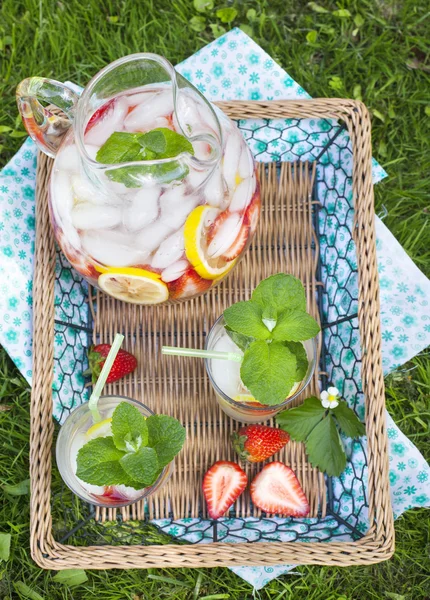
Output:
[
  {"xmin": 49, "ymin": 82, "xmax": 260, "ymax": 304},
  {"xmin": 205, "ymin": 317, "xmax": 317, "ymax": 423},
  {"xmin": 56, "ymin": 396, "xmax": 172, "ymax": 507}
]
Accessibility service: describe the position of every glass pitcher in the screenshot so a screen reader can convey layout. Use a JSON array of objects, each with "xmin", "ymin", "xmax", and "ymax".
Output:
[{"xmin": 17, "ymin": 54, "xmax": 260, "ymax": 305}]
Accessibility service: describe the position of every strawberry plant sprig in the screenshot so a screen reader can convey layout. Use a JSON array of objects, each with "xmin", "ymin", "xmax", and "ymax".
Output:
[
  {"xmin": 276, "ymin": 387, "xmax": 366, "ymax": 477},
  {"xmin": 223, "ymin": 273, "xmax": 320, "ymax": 406}
]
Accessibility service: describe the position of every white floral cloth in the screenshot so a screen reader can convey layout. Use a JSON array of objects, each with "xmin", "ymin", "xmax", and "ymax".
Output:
[{"xmin": 0, "ymin": 27, "xmax": 428, "ymax": 591}]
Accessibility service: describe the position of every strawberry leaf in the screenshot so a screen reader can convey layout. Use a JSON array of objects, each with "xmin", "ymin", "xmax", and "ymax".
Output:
[
  {"xmin": 276, "ymin": 396, "xmax": 325, "ymax": 441},
  {"xmin": 332, "ymin": 402, "xmax": 366, "ymax": 438},
  {"xmin": 305, "ymin": 415, "xmax": 347, "ymax": 477}
]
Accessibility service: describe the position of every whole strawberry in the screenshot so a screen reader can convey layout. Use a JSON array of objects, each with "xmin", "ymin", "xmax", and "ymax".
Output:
[
  {"xmin": 232, "ymin": 424, "xmax": 290, "ymax": 463},
  {"xmin": 86, "ymin": 344, "xmax": 137, "ymax": 384}
]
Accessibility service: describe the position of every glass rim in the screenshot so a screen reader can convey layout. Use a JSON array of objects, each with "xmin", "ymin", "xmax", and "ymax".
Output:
[
  {"xmin": 56, "ymin": 395, "xmax": 169, "ymax": 508},
  {"xmin": 204, "ymin": 314, "xmax": 318, "ymax": 412}
]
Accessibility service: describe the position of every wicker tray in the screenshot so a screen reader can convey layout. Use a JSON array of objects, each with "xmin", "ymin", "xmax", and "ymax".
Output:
[{"xmin": 30, "ymin": 99, "xmax": 394, "ymax": 569}]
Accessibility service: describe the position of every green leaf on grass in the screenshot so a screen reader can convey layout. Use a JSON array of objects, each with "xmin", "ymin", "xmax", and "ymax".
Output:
[
  {"xmin": 332, "ymin": 402, "xmax": 366, "ymax": 438},
  {"xmin": 354, "ymin": 14, "xmax": 365, "ymax": 27},
  {"xmin": 333, "ymin": 9, "xmax": 351, "ymax": 17},
  {"xmin": 53, "ymin": 569, "xmax": 88, "ymax": 587},
  {"xmin": 276, "ymin": 396, "xmax": 325, "ymax": 441},
  {"xmin": 216, "ymin": 8, "xmax": 237, "ymax": 23},
  {"xmin": 272, "ymin": 309, "xmax": 320, "ymax": 342},
  {"xmin": 308, "ymin": 2, "xmax": 328, "ymax": 13},
  {"xmin": 306, "ymin": 416, "xmax": 347, "ymax": 476},
  {"xmin": 241, "ymin": 341, "xmax": 297, "ymax": 406},
  {"xmin": 0, "ymin": 532, "xmax": 11, "ymax": 561},
  {"xmin": 190, "ymin": 16, "xmax": 206, "ymax": 32},
  {"xmin": 193, "ymin": 0, "xmax": 213, "ymax": 12},
  {"xmin": 224, "ymin": 301, "xmax": 270, "ymax": 339},
  {"xmin": 209, "ymin": 24, "xmax": 226, "ymax": 38},
  {"xmin": 2, "ymin": 479, "xmax": 30, "ymax": 496},
  {"xmin": 14, "ymin": 582, "xmax": 45, "ymax": 600},
  {"xmin": 306, "ymin": 30, "xmax": 318, "ymax": 43},
  {"xmin": 251, "ymin": 273, "xmax": 307, "ymax": 319}
]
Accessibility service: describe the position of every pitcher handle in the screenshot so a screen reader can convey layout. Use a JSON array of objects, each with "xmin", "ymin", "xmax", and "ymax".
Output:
[{"xmin": 16, "ymin": 77, "xmax": 79, "ymax": 158}]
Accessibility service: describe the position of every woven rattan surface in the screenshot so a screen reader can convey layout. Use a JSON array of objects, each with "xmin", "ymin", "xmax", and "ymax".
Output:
[{"xmin": 30, "ymin": 99, "xmax": 394, "ymax": 569}]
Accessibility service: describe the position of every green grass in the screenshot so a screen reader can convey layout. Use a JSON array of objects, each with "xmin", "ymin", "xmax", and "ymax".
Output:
[{"xmin": 1, "ymin": 0, "xmax": 430, "ymax": 598}]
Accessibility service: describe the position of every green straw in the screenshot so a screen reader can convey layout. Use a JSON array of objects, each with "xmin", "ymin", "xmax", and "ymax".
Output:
[
  {"xmin": 162, "ymin": 346, "xmax": 242, "ymax": 362},
  {"xmin": 88, "ymin": 333, "xmax": 124, "ymax": 423}
]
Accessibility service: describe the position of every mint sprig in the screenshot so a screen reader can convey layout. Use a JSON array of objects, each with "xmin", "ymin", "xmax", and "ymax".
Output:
[
  {"xmin": 222, "ymin": 273, "xmax": 320, "ymax": 406},
  {"xmin": 96, "ymin": 128, "xmax": 195, "ymax": 187},
  {"xmin": 276, "ymin": 395, "xmax": 366, "ymax": 476},
  {"xmin": 76, "ymin": 402, "xmax": 186, "ymax": 490}
]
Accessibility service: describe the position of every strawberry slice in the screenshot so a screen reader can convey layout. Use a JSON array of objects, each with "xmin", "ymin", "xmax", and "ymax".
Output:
[
  {"xmin": 203, "ymin": 461, "xmax": 248, "ymax": 519},
  {"xmin": 244, "ymin": 183, "xmax": 261, "ymax": 234},
  {"xmin": 250, "ymin": 462, "xmax": 309, "ymax": 516},
  {"xmin": 167, "ymin": 267, "xmax": 212, "ymax": 299},
  {"xmin": 85, "ymin": 98, "xmax": 115, "ymax": 133},
  {"xmin": 91, "ymin": 486, "xmax": 130, "ymax": 505},
  {"xmin": 207, "ymin": 210, "xmax": 250, "ymax": 262}
]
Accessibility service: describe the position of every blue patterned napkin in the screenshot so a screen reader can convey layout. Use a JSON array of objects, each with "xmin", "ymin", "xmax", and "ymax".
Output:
[{"xmin": 0, "ymin": 28, "xmax": 428, "ymax": 590}]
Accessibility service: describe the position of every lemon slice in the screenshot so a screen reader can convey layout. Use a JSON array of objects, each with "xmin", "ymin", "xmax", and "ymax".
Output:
[
  {"xmin": 98, "ymin": 267, "xmax": 169, "ymax": 305},
  {"xmin": 86, "ymin": 417, "xmax": 112, "ymax": 439},
  {"xmin": 184, "ymin": 205, "xmax": 236, "ymax": 280},
  {"xmin": 233, "ymin": 394, "xmax": 257, "ymax": 404}
]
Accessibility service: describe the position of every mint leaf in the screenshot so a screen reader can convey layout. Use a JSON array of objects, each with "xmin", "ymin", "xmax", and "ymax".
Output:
[
  {"xmin": 225, "ymin": 326, "xmax": 254, "ymax": 352},
  {"xmin": 0, "ymin": 532, "xmax": 11, "ymax": 561},
  {"xmin": 140, "ymin": 129, "xmax": 167, "ymax": 154},
  {"xmin": 240, "ymin": 340, "xmax": 297, "ymax": 406},
  {"xmin": 332, "ymin": 402, "xmax": 366, "ymax": 438},
  {"xmin": 2, "ymin": 479, "xmax": 30, "ymax": 496},
  {"xmin": 120, "ymin": 446, "xmax": 160, "ymax": 487},
  {"xmin": 142, "ymin": 128, "xmax": 194, "ymax": 158},
  {"xmin": 305, "ymin": 415, "xmax": 347, "ymax": 476},
  {"xmin": 146, "ymin": 415, "xmax": 186, "ymax": 468},
  {"xmin": 76, "ymin": 437, "xmax": 127, "ymax": 485},
  {"xmin": 96, "ymin": 132, "xmax": 142, "ymax": 164},
  {"xmin": 272, "ymin": 309, "xmax": 320, "ymax": 342},
  {"xmin": 285, "ymin": 341, "xmax": 308, "ymax": 380},
  {"xmin": 276, "ymin": 396, "xmax": 325, "ymax": 441},
  {"xmin": 53, "ymin": 570, "xmax": 88, "ymax": 587},
  {"xmin": 224, "ymin": 301, "xmax": 270, "ymax": 340},
  {"xmin": 251, "ymin": 273, "xmax": 307, "ymax": 319},
  {"xmin": 111, "ymin": 401, "xmax": 148, "ymax": 452}
]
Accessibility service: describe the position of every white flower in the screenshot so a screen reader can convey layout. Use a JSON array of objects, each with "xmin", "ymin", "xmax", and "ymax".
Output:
[{"xmin": 320, "ymin": 386, "xmax": 340, "ymax": 409}]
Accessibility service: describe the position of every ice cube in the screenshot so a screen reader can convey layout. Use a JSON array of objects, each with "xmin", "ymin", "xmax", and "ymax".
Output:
[
  {"xmin": 187, "ymin": 166, "xmax": 210, "ymax": 189},
  {"xmin": 135, "ymin": 220, "xmax": 174, "ymax": 254},
  {"xmin": 173, "ymin": 92, "xmax": 201, "ymax": 135},
  {"xmin": 160, "ymin": 193, "xmax": 199, "ymax": 231},
  {"xmin": 124, "ymin": 90, "xmax": 157, "ymax": 108},
  {"xmin": 55, "ymin": 144, "xmax": 81, "ymax": 172},
  {"xmin": 229, "ymin": 176, "xmax": 254, "ymax": 213},
  {"xmin": 222, "ymin": 133, "xmax": 242, "ymax": 192},
  {"xmin": 204, "ymin": 166, "xmax": 226, "ymax": 208},
  {"xmin": 161, "ymin": 259, "xmax": 189, "ymax": 283},
  {"xmin": 238, "ymin": 145, "xmax": 254, "ymax": 180},
  {"xmin": 72, "ymin": 175, "xmax": 107, "ymax": 205},
  {"xmin": 71, "ymin": 203, "xmax": 122, "ymax": 230},
  {"xmin": 207, "ymin": 212, "xmax": 242, "ymax": 259},
  {"xmin": 151, "ymin": 227, "xmax": 185, "ymax": 269},
  {"xmin": 81, "ymin": 229, "xmax": 144, "ymax": 267},
  {"xmin": 85, "ymin": 98, "xmax": 128, "ymax": 146},
  {"xmin": 123, "ymin": 186, "xmax": 160, "ymax": 232},
  {"xmin": 51, "ymin": 170, "xmax": 81, "ymax": 249},
  {"xmin": 124, "ymin": 90, "xmax": 174, "ymax": 131}
]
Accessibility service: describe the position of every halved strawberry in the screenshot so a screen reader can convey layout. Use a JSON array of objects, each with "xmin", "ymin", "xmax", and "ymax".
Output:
[
  {"xmin": 250, "ymin": 462, "xmax": 309, "ymax": 516},
  {"xmin": 232, "ymin": 424, "xmax": 290, "ymax": 464},
  {"xmin": 167, "ymin": 267, "xmax": 212, "ymax": 299},
  {"xmin": 203, "ymin": 461, "xmax": 248, "ymax": 519},
  {"xmin": 207, "ymin": 210, "xmax": 250, "ymax": 262},
  {"xmin": 85, "ymin": 98, "xmax": 115, "ymax": 133},
  {"xmin": 244, "ymin": 182, "xmax": 261, "ymax": 234}
]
